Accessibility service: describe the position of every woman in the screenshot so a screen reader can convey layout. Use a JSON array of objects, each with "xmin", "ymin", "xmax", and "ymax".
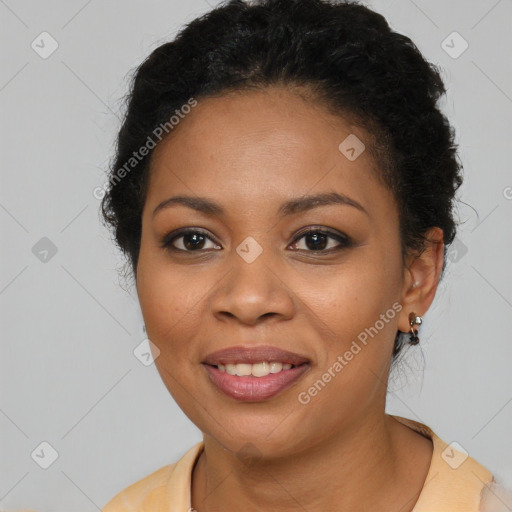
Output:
[{"xmin": 99, "ymin": 0, "xmax": 510, "ymax": 510}]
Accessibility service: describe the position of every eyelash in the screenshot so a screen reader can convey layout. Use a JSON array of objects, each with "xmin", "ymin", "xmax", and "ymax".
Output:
[{"xmin": 159, "ymin": 227, "xmax": 353, "ymax": 254}]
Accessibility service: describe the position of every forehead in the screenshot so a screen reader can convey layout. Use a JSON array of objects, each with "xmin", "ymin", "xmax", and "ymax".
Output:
[{"xmin": 146, "ymin": 86, "xmax": 394, "ymax": 220}]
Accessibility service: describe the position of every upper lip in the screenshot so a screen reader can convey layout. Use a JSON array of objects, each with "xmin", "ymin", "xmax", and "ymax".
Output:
[{"xmin": 202, "ymin": 345, "xmax": 310, "ymax": 366}]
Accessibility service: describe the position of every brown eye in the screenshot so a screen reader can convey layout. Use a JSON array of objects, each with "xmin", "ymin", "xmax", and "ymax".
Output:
[
  {"xmin": 289, "ymin": 228, "xmax": 352, "ymax": 253},
  {"xmin": 160, "ymin": 229, "xmax": 221, "ymax": 252}
]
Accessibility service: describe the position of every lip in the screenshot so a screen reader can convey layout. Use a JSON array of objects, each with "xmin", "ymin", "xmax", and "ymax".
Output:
[
  {"xmin": 202, "ymin": 363, "xmax": 310, "ymax": 402},
  {"xmin": 202, "ymin": 345, "xmax": 311, "ymax": 402},
  {"xmin": 202, "ymin": 345, "xmax": 310, "ymax": 366}
]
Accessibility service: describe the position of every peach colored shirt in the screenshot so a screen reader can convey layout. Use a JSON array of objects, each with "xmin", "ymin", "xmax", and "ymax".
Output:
[{"xmin": 101, "ymin": 415, "xmax": 494, "ymax": 511}]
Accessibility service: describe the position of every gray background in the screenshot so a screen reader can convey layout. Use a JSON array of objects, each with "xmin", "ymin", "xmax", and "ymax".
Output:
[{"xmin": 1, "ymin": 0, "xmax": 511, "ymax": 510}]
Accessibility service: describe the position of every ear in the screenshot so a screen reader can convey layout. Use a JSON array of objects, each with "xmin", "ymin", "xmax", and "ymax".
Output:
[{"xmin": 397, "ymin": 227, "xmax": 444, "ymax": 333}]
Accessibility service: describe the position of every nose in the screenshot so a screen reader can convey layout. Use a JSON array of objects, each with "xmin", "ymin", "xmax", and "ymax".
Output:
[{"xmin": 209, "ymin": 247, "xmax": 295, "ymax": 326}]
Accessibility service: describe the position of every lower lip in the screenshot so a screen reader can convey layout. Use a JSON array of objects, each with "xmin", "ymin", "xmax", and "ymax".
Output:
[{"xmin": 202, "ymin": 363, "xmax": 310, "ymax": 402}]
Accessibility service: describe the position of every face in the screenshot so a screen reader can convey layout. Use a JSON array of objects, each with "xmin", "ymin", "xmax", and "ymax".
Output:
[{"xmin": 136, "ymin": 86, "xmax": 413, "ymax": 458}]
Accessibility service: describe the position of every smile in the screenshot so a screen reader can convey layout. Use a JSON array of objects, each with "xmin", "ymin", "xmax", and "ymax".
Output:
[{"xmin": 202, "ymin": 362, "xmax": 310, "ymax": 402}]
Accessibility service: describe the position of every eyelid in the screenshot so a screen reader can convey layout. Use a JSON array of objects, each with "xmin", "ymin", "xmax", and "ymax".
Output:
[{"xmin": 291, "ymin": 225, "xmax": 350, "ymax": 242}]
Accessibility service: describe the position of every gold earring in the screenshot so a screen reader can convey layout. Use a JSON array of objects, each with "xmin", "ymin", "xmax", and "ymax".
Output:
[{"xmin": 408, "ymin": 312, "xmax": 422, "ymax": 345}]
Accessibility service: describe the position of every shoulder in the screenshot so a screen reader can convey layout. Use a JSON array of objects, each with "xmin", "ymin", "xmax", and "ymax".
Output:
[
  {"xmin": 101, "ymin": 441, "xmax": 204, "ymax": 512},
  {"xmin": 480, "ymin": 480, "xmax": 512, "ymax": 512},
  {"xmin": 392, "ymin": 415, "xmax": 496, "ymax": 511},
  {"xmin": 101, "ymin": 463, "xmax": 177, "ymax": 512}
]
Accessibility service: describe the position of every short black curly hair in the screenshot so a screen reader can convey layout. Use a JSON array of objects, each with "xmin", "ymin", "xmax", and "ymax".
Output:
[{"xmin": 100, "ymin": 0, "xmax": 463, "ymax": 360}]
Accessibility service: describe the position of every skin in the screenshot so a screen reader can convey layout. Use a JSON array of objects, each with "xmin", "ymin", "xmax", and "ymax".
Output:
[{"xmin": 136, "ymin": 85, "xmax": 445, "ymax": 511}]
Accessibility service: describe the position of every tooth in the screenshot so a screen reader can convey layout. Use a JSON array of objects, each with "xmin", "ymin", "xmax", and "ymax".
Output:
[
  {"xmin": 234, "ymin": 363, "xmax": 252, "ymax": 376},
  {"xmin": 251, "ymin": 362, "xmax": 270, "ymax": 377},
  {"xmin": 269, "ymin": 362, "xmax": 283, "ymax": 373},
  {"xmin": 225, "ymin": 364, "xmax": 237, "ymax": 375},
  {"xmin": 217, "ymin": 361, "xmax": 297, "ymax": 376}
]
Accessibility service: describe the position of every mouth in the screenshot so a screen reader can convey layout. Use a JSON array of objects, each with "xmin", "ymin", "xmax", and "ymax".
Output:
[{"xmin": 201, "ymin": 345, "xmax": 311, "ymax": 402}]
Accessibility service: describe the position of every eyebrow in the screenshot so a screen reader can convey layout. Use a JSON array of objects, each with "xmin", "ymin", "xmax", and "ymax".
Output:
[{"xmin": 152, "ymin": 192, "xmax": 368, "ymax": 219}]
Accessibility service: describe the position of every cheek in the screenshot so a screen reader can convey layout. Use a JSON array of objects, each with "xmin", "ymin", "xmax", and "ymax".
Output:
[
  {"xmin": 136, "ymin": 257, "xmax": 211, "ymax": 420},
  {"xmin": 298, "ymin": 247, "xmax": 401, "ymax": 392},
  {"xmin": 136, "ymin": 250, "xmax": 206, "ymax": 362},
  {"xmin": 300, "ymin": 246, "xmax": 401, "ymax": 337}
]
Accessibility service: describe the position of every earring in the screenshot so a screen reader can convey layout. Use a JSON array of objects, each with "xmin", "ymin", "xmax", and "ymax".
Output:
[{"xmin": 408, "ymin": 312, "xmax": 422, "ymax": 345}]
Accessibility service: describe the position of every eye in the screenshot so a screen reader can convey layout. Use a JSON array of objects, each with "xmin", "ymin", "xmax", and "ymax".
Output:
[
  {"xmin": 160, "ymin": 228, "xmax": 221, "ymax": 252},
  {"xmin": 160, "ymin": 226, "xmax": 353, "ymax": 254},
  {"xmin": 288, "ymin": 227, "xmax": 353, "ymax": 253}
]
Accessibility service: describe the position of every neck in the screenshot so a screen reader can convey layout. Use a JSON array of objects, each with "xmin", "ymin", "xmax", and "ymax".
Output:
[{"xmin": 191, "ymin": 412, "xmax": 429, "ymax": 512}]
